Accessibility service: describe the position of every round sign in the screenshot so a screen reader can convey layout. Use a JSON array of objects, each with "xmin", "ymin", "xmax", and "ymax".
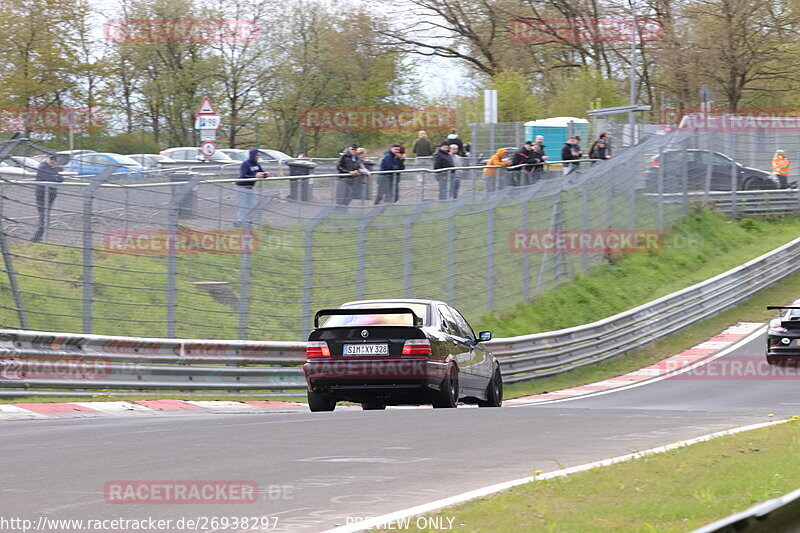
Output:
[{"xmin": 200, "ymin": 141, "xmax": 216, "ymax": 157}]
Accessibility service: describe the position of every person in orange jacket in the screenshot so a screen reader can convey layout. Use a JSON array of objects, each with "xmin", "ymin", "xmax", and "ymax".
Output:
[
  {"xmin": 772, "ymin": 149, "xmax": 790, "ymax": 188},
  {"xmin": 483, "ymin": 148, "xmax": 511, "ymax": 192}
]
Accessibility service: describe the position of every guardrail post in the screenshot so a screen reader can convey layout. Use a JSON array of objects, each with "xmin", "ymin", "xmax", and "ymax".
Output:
[
  {"xmin": 82, "ymin": 167, "xmax": 117, "ymax": 334},
  {"xmin": 0, "ymin": 181, "xmax": 28, "ymax": 329}
]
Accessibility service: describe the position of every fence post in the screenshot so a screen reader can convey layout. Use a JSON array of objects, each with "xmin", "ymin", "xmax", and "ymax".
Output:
[
  {"xmin": 657, "ymin": 145, "xmax": 665, "ymax": 231},
  {"xmin": 0, "ymin": 181, "xmax": 28, "ymax": 329},
  {"xmin": 730, "ymin": 160, "xmax": 738, "ymax": 218},
  {"xmin": 166, "ymin": 173, "xmax": 201, "ymax": 338},
  {"xmin": 682, "ymin": 146, "xmax": 689, "ymax": 214},
  {"xmin": 581, "ymin": 182, "xmax": 589, "ymax": 272},
  {"xmin": 238, "ymin": 194, "xmax": 276, "ymax": 340},
  {"xmin": 301, "ymin": 206, "xmax": 336, "ymax": 340},
  {"xmin": 522, "ymin": 190, "xmax": 532, "ymax": 298},
  {"xmin": 486, "ymin": 205, "xmax": 495, "ymax": 311},
  {"xmin": 82, "ymin": 168, "xmax": 116, "ymax": 334},
  {"xmin": 403, "ymin": 202, "xmax": 430, "ymax": 298},
  {"xmin": 356, "ymin": 206, "xmax": 384, "ymax": 301},
  {"xmin": 447, "ymin": 203, "xmax": 457, "ymax": 304}
]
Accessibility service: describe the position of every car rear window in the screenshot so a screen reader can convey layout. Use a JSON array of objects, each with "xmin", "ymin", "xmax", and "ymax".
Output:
[{"xmin": 322, "ymin": 303, "xmax": 429, "ymax": 327}]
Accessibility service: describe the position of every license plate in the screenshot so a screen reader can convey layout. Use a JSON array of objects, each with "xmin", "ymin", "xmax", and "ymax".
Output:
[{"xmin": 343, "ymin": 344, "xmax": 389, "ymax": 355}]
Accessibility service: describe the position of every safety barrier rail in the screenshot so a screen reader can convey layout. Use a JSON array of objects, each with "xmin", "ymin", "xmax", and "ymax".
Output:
[
  {"xmin": 691, "ymin": 486, "xmax": 800, "ymax": 533},
  {"xmin": 0, "ymin": 235, "xmax": 797, "ymax": 394},
  {"xmin": 646, "ymin": 189, "xmax": 800, "ymax": 217}
]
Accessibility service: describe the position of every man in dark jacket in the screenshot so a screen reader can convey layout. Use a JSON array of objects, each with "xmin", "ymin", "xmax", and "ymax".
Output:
[
  {"xmin": 336, "ymin": 144, "xmax": 360, "ymax": 205},
  {"xmin": 433, "ymin": 142, "xmax": 455, "ymax": 200},
  {"xmin": 510, "ymin": 142, "xmax": 534, "ymax": 186},
  {"xmin": 561, "ymin": 136, "xmax": 582, "ymax": 176},
  {"xmin": 31, "ymin": 154, "xmax": 64, "ymax": 242},
  {"xmin": 442, "ymin": 129, "xmax": 465, "ymax": 157},
  {"xmin": 236, "ymin": 148, "xmax": 267, "ymax": 226},
  {"xmin": 412, "ymin": 131, "xmax": 433, "ymax": 158},
  {"xmin": 376, "ymin": 145, "xmax": 402, "ymax": 204}
]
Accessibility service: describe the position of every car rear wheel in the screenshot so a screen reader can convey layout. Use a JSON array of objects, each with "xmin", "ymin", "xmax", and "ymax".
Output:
[
  {"xmin": 308, "ymin": 390, "xmax": 336, "ymax": 412},
  {"xmin": 361, "ymin": 402, "xmax": 386, "ymax": 410},
  {"xmin": 431, "ymin": 366, "xmax": 459, "ymax": 408},
  {"xmin": 478, "ymin": 368, "xmax": 503, "ymax": 408}
]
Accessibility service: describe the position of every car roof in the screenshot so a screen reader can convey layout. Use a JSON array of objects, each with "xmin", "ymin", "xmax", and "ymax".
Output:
[{"xmin": 341, "ymin": 298, "xmax": 447, "ymax": 308}]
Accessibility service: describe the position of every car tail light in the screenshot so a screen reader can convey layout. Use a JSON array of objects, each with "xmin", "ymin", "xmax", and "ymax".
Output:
[
  {"xmin": 306, "ymin": 341, "xmax": 330, "ymax": 358},
  {"xmin": 650, "ymin": 160, "xmax": 660, "ymax": 167},
  {"xmin": 402, "ymin": 339, "xmax": 431, "ymax": 355},
  {"xmin": 769, "ymin": 325, "xmax": 788, "ymax": 333}
]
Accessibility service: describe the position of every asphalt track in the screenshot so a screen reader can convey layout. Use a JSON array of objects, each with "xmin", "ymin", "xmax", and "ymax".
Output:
[{"xmin": 2, "ymin": 327, "xmax": 799, "ymax": 533}]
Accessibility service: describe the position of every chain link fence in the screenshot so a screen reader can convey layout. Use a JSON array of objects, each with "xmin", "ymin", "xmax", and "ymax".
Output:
[{"xmin": 0, "ymin": 129, "xmax": 791, "ymax": 341}]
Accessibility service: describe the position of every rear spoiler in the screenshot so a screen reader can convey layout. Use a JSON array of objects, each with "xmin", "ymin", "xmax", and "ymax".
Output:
[
  {"xmin": 767, "ymin": 306, "xmax": 800, "ymax": 310},
  {"xmin": 314, "ymin": 307, "xmax": 423, "ymax": 328}
]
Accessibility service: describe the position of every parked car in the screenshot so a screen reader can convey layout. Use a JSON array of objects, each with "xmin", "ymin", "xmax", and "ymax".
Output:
[
  {"xmin": 303, "ymin": 299, "xmax": 502, "ymax": 411},
  {"xmin": 160, "ymin": 147, "xmax": 235, "ymax": 164},
  {"xmin": 644, "ymin": 149, "xmax": 782, "ymax": 192},
  {"xmin": 0, "ymin": 156, "xmax": 40, "ymax": 179},
  {"xmin": 128, "ymin": 153, "xmax": 176, "ymax": 170},
  {"xmin": 65, "ymin": 152, "xmax": 147, "ymax": 179},
  {"xmin": 219, "ymin": 148, "xmax": 295, "ymax": 163}
]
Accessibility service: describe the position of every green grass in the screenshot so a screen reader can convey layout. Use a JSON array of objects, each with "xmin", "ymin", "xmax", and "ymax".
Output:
[{"xmin": 401, "ymin": 419, "xmax": 800, "ymax": 533}]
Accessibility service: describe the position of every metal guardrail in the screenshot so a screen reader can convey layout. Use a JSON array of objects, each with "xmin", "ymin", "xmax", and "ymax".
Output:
[
  {"xmin": 647, "ymin": 189, "xmax": 800, "ymax": 217},
  {"xmin": 485, "ymin": 235, "xmax": 800, "ymax": 383},
  {"xmin": 0, "ymin": 234, "xmax": 798, "ymax": 395},
  {"xmin": 692, "ymin": 486, "xmax": 800, "ymax": 533},
  {"xmin": 0, "ymin": 331, "xmax": 306, "ymax": 394}
]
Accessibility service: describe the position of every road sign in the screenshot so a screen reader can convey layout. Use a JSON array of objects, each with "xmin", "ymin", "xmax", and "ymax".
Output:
[
  {"xmin": 194, "ymin": 115, "xmax": 221, "ymax": 129},
  {"xmin": 197, "ymin": 97, "xmax": 216, "ymax": 115},
  {"xmin": 200, "ymin": 141, "xmax": 216, "ymax": 157},
  {"xmin": 200, "ymin": 129, "xmax": 216, "ymax": 142}
]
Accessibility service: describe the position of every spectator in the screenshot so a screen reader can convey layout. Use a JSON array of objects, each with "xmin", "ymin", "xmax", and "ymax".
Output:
[
  {"xmin": 443, "ymin": 128, "xmax": 465, "ymax": 156},
  {"xmin": 511, "ymin": 141, "xmax": 535, "ymax": 186},
  {"xmin": 599, "ymin": 132, "xmax": 612, "ymax": 156},
  {"xmin": 482, "ymin": 148, "xmax": 510, "ymax": 192},
  {"xmin": 448, "ymin": 144, "xmax": 463, "ymax": 199},
  {"xmin": 235, "ymin": 148, "xmax": 268, "ymax": 226},
  {"xmin": 412, "ymin": 131, "xmax": 434, "ymax": 158},
  {"xmin": 376, "ymin": 144, "xmax": 402, "ymax": 204},
  {"xmin": 589, "ymin": 139, "xmax": 611, "ymax": 164},
  {"xmin": 772, "ymin": 149, "xmax": 791, "ymax": 188},
  {"xmin": 561, "ymin": 136, "xmax": 582, "ymax": 176},
  {"xmin": 534, "ymin": 135, "xmax": 547, "ymax": 156},
  {"xmin": 433, "ymin": 142, "xmax": 455, "ymax": 200},
  {"xmin": 529, "ymin": 142, "xmax": 546, "ymax": 185},
  {"xmin": 352, "ymin": 147, "xmax": 372, "ymax": 200},
  {"xmin": 336, "ymin": 144, "xmax": 361, "ymax": 206},
  {"xmin": 31, "ymin": 154, "xmax": 64, "ymax": 242},
  {"xmin": 394, "ymin": 146, "xmax": 407, "ymax": 202}
]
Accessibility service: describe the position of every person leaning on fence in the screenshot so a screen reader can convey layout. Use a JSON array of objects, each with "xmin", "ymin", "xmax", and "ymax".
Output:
[
  {"xmin": 31, "ymin": 154, "xmax": 64, "ymax": 242},
  {"xmin": 235, "ymin": 148, "xmax": 268, "ymax": 227},
  {"xmin": 772, "ymin": 149, "xmax": 791, "ymax": 189},
  {"xmin": 482, "ymin": 148, "xmax": 510, "ymax": 193},
  {"xmin": 352, "ymin": 147, "xmax": 372, "ymax": 200},
  {"xmin": 561, "ymin": 136, "xmax": 582, "ymax": 176},
  {"xmin": 395, "ymin": 145, "xmax": 406, "ymax": 202},
  {"xmin": 336, "ymin": 144, "xmax": 361, "ymax": 206},
  {"xmin": 510, "ymin": 142, "xmax": 535, "ymax": 186},
  {"xmin": 589, "ymin": 138, "xmax": 611, "ymax": 165},
  {"xmin": 376, "ymin": 144, "xmax": 402, "ymax": 204},
  {"xmin": 448, "ymin": 144, "xmax": 463, "ymax": 199},
  {"xmin": 433, "ymin": 141, "xmax": 455, "ymax": 200},
  {"xmin": 412, "ymin": 131, "xmax": 433, "ymax": 157},
  {"xmin": 529, "ymin": 142, "xmax": 546, "ymax": 184},
  {"xmin": 443, "ymin": 128, "xmax": 465, "ymax": 157}
]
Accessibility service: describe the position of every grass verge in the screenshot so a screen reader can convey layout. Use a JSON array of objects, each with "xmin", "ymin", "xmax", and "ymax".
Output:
[{"xmin": 401, "ymin": 419, "xmax": 800, "ymax": 533}]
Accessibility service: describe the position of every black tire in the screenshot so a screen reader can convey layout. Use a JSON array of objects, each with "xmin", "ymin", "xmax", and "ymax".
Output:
[
  {"xmin": 431, "ymin": 366, "xmax": 459, "ymax": 408},
  {"xmin": 308, "ymin": 390, "xmax": 336, "ymax": 412},
  {"xmin": 361, "ymin": 402, "xmax": 386, "ymax": 410},
  {"xmin": 742, "ymin": 177, "xmax": 763, "ymax": 191},
  {"xmin": 478, "ymin": 367, "xmax": 503, "ymax": 408}
]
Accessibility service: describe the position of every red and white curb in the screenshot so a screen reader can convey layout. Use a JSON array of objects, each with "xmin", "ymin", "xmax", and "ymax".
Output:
[
  {"xmin": 503, "ymin": 322, "xmax": 764, "ymax": 406},
  {"xmin": 0, "ymin": 322, "xmax": 765, "ymax": 420},
  {"xmin": 0, "ymin": 399, "xmax": 310, "ymax": 421}
]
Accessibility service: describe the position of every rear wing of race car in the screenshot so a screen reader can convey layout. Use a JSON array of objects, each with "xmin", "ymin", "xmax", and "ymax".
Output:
[{"xmin": 314, "ymin": 307, "xmax": 424, "ymax": 328}]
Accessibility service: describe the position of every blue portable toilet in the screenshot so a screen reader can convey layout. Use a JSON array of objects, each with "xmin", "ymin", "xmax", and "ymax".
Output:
[{"xmin": 524, "ymin": 117, "xmax": 589, "ymax": 161}]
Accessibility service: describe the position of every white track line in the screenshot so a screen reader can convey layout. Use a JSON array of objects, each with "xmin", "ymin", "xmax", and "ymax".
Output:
[
  {"xmin": 320, "ymin": 418, "xmax": 790, "ymax": 533},
  {"xmin": 510, "ymin": 324, "xmax": 768, "ymax": 406}
]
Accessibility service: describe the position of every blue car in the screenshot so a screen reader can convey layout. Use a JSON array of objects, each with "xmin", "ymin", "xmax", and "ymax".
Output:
[{"xmin": 65, "ymin": 153, "xmax": 147, "ymax": 179}]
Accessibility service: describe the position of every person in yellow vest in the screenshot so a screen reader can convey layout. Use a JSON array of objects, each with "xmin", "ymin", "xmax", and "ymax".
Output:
[{"xmin": 772, "ymin": 150, "xmax": 790, "ymax": 188}]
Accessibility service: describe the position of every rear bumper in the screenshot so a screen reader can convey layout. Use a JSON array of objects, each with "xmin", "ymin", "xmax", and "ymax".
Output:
[{"xmin": 303, "ymin": 358, "xmax": 448, "ymax": 401}]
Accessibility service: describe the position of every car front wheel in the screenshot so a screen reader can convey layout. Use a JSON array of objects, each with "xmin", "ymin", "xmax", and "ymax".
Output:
[{"xmin": 478, "ymin": 367, "xmax": 503, "ymax": 407}]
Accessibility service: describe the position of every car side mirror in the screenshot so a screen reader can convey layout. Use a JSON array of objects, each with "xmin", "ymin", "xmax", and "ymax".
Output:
[{"xmin": 479, "ymin": 331, "xmax": 492, "ymax": 342}]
